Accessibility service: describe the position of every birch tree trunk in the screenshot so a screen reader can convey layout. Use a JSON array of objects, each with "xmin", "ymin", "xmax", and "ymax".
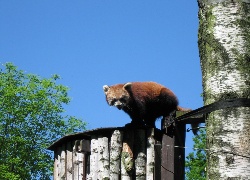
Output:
[{"xmin": 198, "ymin": 0, "xmax": 250, "ymax": 179}]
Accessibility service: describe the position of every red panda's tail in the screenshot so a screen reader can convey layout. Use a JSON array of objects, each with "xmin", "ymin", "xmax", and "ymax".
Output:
[{"xmin": 176, "ymin": 106, "xmax": 199, "ymax": 135}]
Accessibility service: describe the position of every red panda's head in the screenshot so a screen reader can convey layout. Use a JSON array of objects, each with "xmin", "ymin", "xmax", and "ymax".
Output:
[{"xmin": 103, "ymin": 83, "xmax": 132, "ymax": 110}]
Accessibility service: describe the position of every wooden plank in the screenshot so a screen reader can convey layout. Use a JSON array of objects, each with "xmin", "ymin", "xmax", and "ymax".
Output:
[
  {"xmin": 121, "ymin": 128, "xmax": 134, "ymax": 180},
  {"xmin": 79, "ymin": 139, "xmax": 91, "ymax": 153},
  {"xmin": 73, "ymin": 140, "xmax": 80, "ymax": 180},
  {"xmin": 161, "ymin": 112, "xmax": 186, "ymax": 180},
  {"xmin": 110, "ymin": 130, "xmax": 123, "ymax": 179},
  {"xmin": 177, "ymin": 116, "xmax": 205, "ymax": 124},
  {"xmin": 86, "ymin": 152, "xmax": 90, "ymax": 179},
  {"xmin": 72, "ymin": 140, "xmax": 86, "ymax": 180},
  {"xmin": 161, "ymin": 114, "xmax": 175, "ymax": 180},
  {"xmin": 146, "ymin": 128, "xmax": 155, "ymax": 180},
  {"xmin": 97, "ymin": 136, "xmax": 110, "ymax": 179},
  {"xmin": 161, "ymin": 133, "xmax": 174, "ymax": 180},
  {"xmin": 174, "ymin": 123, "xmax": 185, "ymax": 180},
  {"xmin": 57, "ymin": 147, "xmax": 62, "ymax": 180},
  {"xmin": 66, "ymin": 141, "xmax": 73, "ymax": 180},
  {"xmin": 78, "ymin": 151, "xmax": 84, "ymax": 180},
  {"xmin": 87, "ymin": 136, "xmax": 98, "ymax": 179},
  {"xmin": 60, "ymin": 144, "xmax": 66, "ymax": 179},
  {"xmin": 134, "ymin": 129, "xmax": 146, "ymax": 180},
  {"xmin": 54, "ymin": 147, "xmax": 59, "ymax": 180},
  {"xmin": 174, "ymin": 111, "xmax": 186, "ymax": 180},
  {"xmin": 154, "ymin": 143, "xmax": 162, "ymax": 180},
  {"xmin": 78, "ymin": 140, "xmax": 90, "ymax": 179}
]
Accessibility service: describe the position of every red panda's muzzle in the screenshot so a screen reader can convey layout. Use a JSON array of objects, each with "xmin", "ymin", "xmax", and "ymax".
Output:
[
  {"xmin": 116, "ymin": 105, "xmax": 123, "ymax": 110},
  {"xmin": 113, "ymin": 101, "xmax": 124, "ymax": 110}
]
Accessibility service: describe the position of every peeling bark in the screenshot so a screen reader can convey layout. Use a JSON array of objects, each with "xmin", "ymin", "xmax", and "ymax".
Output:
[
  {"xmin": 66, "ymin": 142, "xmax": 73, "ymax": 180},
  {"xmin": 97, "ymin": 136, "xmax": 110, "ymax": 180},
  {"xmin": 121, "ymin": 129, "xmax": 134, "ymax": 180},
  {"xmin": 87, "ymin": 136, "xmax": 98, "ymax": 180},
  {"xmin": 198, "ymin": 0, "xmax": 250, "ymax": 179},
  {"xmin": 110, "ymin": 130, "xmax": 123, "ymax": 179},
  {"xmin": 60, "ymin": 145, "xmax": 66, "ymax": 179},
  {"xmin": 146, "ymin": 129, "xmax": 155, "ymax": 180},
  {"xmin": 73, "ymin": 140, "xmax": 85, "ymax": 180}
]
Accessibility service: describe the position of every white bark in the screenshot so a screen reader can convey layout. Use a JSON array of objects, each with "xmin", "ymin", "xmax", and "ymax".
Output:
[
  {"xmin": 87, "ymin": 136, "xmax": 98, "ymax": 180},
  {"xmin": 198, "ymin": 1, "xmax": 250, "ymax": 179},
  {"xmin": 204, "ymin": 3, "xmax": 248, "ymax": 104},
  {"xmin": 77, "ymin": 151, "xmax": 84, "ymax": 180},
  {"xmin": 121, "ymin": 129, "xmax": 134, "ymax": 180},
  {"xmin": 146, "ymin": 129, "xmax": 155, "ymax": 180},
  {"xmin": 59, "ymin": 145, "xmax": 66, "ymax": 179},
  {"xmin": 66, "ymin": 142, "xmax": 73, "ymax": 180},
  {"xmin": 209, "ymin": 107, "xmax": 250, "ymax": 178},
  {"xmin": 121, "ymin": 143, "xmax": 134, "ymax": 180},
  {"xmin": 73, "ymin": 140, "xmax": 84, "ymax": 180},
  {"xmin": 73, "ymin": 141, "xmax": 78, "ymax": 180},
  {"xmin": 54, "ymin": 147, "xmax": 60, "ymax": 180},
  {"xmin": 97, "ymin": 136, "xmax": 110, "ymax": 180},
  {"xmin": 110, "ymin": 130, "xmax": 123, "ymax": 179}
]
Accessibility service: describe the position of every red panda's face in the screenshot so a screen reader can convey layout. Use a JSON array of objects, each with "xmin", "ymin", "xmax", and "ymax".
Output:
[{"xmin": 103, "ymin": 84, "xmax": 130, "ymax": 110}]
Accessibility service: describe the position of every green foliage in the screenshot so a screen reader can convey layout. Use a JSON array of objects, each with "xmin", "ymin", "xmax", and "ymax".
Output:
[
  {"xmin": 0, "ymin": 63, "xmax": 87, "ymax": 179},
  {"xmin": 186, "ymin": 128, "xmax": 206, "ymax": 180}
]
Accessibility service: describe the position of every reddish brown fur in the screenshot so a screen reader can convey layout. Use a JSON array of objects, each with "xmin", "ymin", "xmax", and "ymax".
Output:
[{"xmin": 103, "ymin": 82, "xmax": 181, "ymax": 127}]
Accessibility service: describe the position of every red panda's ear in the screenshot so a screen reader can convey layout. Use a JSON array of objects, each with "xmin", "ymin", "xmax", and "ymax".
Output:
[
  {"xmin": 103, "ymin": 85, "xmax": 110, "ymax": 93},
  {"xmin": 123, "ymin": 82, "xmax": 132, "ymax": 92}
]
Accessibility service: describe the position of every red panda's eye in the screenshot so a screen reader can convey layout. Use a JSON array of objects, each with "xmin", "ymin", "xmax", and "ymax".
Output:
[{"xmin": 111, "ymin": 99, "xmax": 117, "ymax": 105}]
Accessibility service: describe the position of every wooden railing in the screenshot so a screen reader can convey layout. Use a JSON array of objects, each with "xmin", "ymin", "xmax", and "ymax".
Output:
[
  {"xmin": 48, "ymin": 127, "xmax": 163, "ymax": 180},
  {"xmin": 48, "ymin": 111, "xmax": 204, "ymax": 179}
]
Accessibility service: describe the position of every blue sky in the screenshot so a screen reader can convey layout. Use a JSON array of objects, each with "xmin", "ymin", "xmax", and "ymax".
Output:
[{"xmin": 0, "ymin": 1, "xmax": 202, "ymax": 156}]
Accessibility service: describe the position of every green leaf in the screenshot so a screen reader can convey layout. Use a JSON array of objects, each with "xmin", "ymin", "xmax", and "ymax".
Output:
[
  {"xmin": 185, "ymin": 128, "xmax": 206, "ymax": 180},
  {"xmin": 0, "ymin": 63, "xmax": 87, "ymax": 179}
]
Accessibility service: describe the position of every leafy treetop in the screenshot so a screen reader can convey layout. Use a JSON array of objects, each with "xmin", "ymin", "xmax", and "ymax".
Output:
[{"xmin": 0, "ymin": 63, "xmax": 86, "ymax": 179}]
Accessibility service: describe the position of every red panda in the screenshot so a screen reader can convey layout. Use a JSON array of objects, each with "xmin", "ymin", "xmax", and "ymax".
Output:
[{"xmin": 103, "ymin": 82, "xmax": 198, "ymax": 134}]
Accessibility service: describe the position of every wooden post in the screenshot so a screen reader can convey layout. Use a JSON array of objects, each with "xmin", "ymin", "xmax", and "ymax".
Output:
[
  {"xmin": 146, "ymin": 128, "xmax": 155, "ymax": 180},
  {"xmin": 121, "ymin": 128, "xmax": 134, "ymax": 180},
  {"xmin": 78, "ymin": 139, "xmax": 90, "ymax": 180},
  {"xmin": 154, "ymin": 143, "xmax": 162, "ymax": 180},
  {"xmin": 161, "ymin": 112, "xmax": 186, "ymax": 180},
  {"xmin": 54, "ymin": 147, "xmax": 60, "ymax": 180},
  {"xmin": 66, "ymin": 141, "xmax": 73, "ymax": 179},
  {"xmin": 73, "ymin": 140, "xmax": 81, "ymax": 180},
  {"xmin": 60, "ymin": 144, "xmax": 66, "ymax": 179},
  {"xmin": 97, "ymin": 136, "xmax": 110, "ymax": 179},
  {"xmin": 50, "ymin": 126, "xmax": 186, "ymax": 179},
  {"xmin": 161, "ymin": 118, "xmax": 175, "ymax": 180},
  {"xmin": 87, "ymin": 136, "xmax": 98, "ymax": 179},
  {"xmin": 110, "ymin": 130, "xmax": 123, "ymax": 179},
  {"xmin": 174, "ymin": 117, "xmax": 186, "ymax": 180},
  {"xmin": 134, "ymin": 129, "xmax": 146, "ymax": 180}
]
